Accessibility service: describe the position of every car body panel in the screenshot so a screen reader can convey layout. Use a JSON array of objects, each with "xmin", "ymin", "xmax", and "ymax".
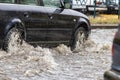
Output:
[
  {"xmin": 104, "ymin": 25, "xmax": 120, "ymax": 80},
  {"xmin": 0, "ymin": 0, "xmax": 90, "ymax": 48},
  {"xmin": 104, "ymin": 70, "xmax": 120, "ymax": 80},
  {"xmin": 112, "ymin": 25, "xmax": 120, "ymax": 71}
]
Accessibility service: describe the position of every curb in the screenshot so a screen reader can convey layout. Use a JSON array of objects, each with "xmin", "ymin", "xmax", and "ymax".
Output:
[{"xmin": 91, "ymin": 24, "xmax": 118, "ymax": 29}]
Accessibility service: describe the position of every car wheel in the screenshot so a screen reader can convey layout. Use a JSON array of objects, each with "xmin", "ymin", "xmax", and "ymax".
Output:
[
  {"xmin": 71, "ymin": 27, "xmax": 88, "ymax": 51},
  {"xmin": 3, "ymin": 27, "xmax": 24, "ymax": 52}
]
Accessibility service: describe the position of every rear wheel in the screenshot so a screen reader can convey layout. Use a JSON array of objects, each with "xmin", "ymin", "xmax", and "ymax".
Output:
[
  {"xmin": 71, "ymin": 27, "xmax": 88, "ymax": 51},
  {"xmin": 3, "ymin": 27, "xmax": 24, "ymax": 52}
]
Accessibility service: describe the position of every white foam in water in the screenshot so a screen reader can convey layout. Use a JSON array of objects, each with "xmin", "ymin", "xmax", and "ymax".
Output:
[
  {"xmin": 86, "ymin": 29, "xmax": 116, "ymax": 53},
  {"xmin": 19, "ymin": 43, "xmax": 58, "ymax": 75},
  {"xmin": 0, "ymin": 39, "xmax": 58, "ymax": 78},
  {"xmin": 0, "ymin": 29, "xmax": 117, "ymax": 80},
  {"xmin": 53, "ymin": 44, "xmax": 72, "ymax": 55},
  {"xmin": 7, "ymin": 30, "xmax": 22, "ymax": 53}
]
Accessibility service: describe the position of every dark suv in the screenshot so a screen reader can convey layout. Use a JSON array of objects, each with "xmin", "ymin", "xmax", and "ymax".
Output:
[
  {"xmin": 0, "ymin": 0, "xmax": 91, "ymax": 51},
  {"xmin": 104, "ymin": 24, "xmax": 120, "ymax": 80}
]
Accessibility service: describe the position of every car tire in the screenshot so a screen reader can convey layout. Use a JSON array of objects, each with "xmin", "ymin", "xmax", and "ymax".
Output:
[
  {"xmin": 71, "ymin": 27, "xmax": 88, "ymax": 51},
  {"xmin": 3, "ymin": 27, "xmax": 24, "ymax": 52}
]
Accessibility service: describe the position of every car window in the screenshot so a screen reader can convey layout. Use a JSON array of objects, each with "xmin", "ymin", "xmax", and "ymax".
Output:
[
  {"xmin": 20, "ymin": 0, "xmax": 38, "ymax": 6},
  {"xmin": 0, "ymin": 0, "xmax": 15, "ymax": 3},
  {"xmin": 43, "ymin": 0, "xmax": 60, "ymax": 8}
]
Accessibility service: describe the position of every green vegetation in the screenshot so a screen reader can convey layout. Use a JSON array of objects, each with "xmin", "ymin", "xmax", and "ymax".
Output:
[{"xmin": 89, "ymin": 14, "xmax": 120, "ymax": 24}]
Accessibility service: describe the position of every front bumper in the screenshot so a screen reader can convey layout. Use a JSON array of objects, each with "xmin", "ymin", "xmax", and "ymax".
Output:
[{"xmin": 104, "ymin": 70, "xmax": 120, "ymax": 80}]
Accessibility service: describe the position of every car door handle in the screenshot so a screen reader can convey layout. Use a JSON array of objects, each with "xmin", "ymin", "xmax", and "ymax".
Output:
[{"xmin": 24, "ymin": 12, "xmax": 29, "ymax": 18}]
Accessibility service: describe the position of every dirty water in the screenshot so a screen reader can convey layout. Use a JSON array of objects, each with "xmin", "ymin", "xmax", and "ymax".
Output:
[{"xmin": 0, "ymin": 29, "xmax": 117, "ymax": 80}]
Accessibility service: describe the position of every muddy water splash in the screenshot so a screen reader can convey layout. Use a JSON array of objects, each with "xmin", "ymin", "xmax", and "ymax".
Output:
[
  {"xmin": 0, "ymin": 29, "xmax": 117, "ymax": 80},
  {"xmin": 53, "ymin": 44, "xmax": 72, "ymax": 55},
  {"xmin": 7, "ymin": 28, "xmax": 22, "ymax": 52},
  {"xmin": 86, "ymin": 29, "xmax": 116, "ymax": 53},
  {"xmin": 0, "ymin": 40, "xmax": 58, "ymax": 79}
]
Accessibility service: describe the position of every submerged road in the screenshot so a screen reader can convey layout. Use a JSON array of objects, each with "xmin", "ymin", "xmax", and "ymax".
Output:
[{"xmin": 0, "ymin": 28, "xmax": 117, "ymax": 80}]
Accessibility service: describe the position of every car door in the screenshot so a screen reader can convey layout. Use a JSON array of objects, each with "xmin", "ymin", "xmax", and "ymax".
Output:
[
  {"xmin": 19, "ymin": 0, "xmax": 49, "ymax": 43},
  {"xmin": 43, "ymin": 0, "xmax": 77, "ymax": 43}
]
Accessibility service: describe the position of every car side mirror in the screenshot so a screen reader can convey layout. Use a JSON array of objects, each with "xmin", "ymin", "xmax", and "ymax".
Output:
[
  {"xmin": 64, "ymin": 2, "xmax": 71, "ymax": 9},
  {"xmin": 60, "ymin": 0, "xmax": 72, "ymax": 9}
]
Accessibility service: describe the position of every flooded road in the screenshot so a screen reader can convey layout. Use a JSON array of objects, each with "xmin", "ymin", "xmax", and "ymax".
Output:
[{"xmin": 0, "ymin": 29, "xmax": 117, "ymax": 80}]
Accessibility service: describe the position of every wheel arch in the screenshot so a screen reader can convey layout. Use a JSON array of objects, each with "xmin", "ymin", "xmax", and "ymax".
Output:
[
  {"xmin": 4, "ymin": 18, "xmax": 26, "ymax": 39},
  {"xmin": 72, "ymin": 18, "xmax": 91, "ymax": 40},
  {"xmin": 70, "ymin": 18, "xmax": 91, "ymax": 50},
  {"xmin": 76, "ymin": 18, "xmax": 91, "ymax": 32}
]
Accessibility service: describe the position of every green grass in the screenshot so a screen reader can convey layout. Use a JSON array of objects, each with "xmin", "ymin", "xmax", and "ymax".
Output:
[{"xmin": 89, "ymin": 14, "xmax": 120, "ymax": 24}]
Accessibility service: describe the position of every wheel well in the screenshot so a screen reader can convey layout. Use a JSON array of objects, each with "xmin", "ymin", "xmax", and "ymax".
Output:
[
  {"xmin": 5, "ymin": 22, "xmax": 25, "ymax": 40},
  {"xmin": 10, "ymin": 22, "xmax": 24, "ymax": 30},
  {"xmin": 11, "ymin": 23, "xmax": 25, "ymax": 37},
  {"xmin": 5, "ymin": 18, "xmax": 25, "ymax": 36},
  {"xmin": 77, "ymin": 23, "xmax": 88, "ymax": 32},
  {"xmin": 70, "ymin": 23, "xmax": 89, "ymax": 51}
]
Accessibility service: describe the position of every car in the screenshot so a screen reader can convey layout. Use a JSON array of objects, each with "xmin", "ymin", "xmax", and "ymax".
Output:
[
  {"xmin": 0, "ymin": 0, "xmax": 91, "ymax": 51},
  {"xmin": 104, "ymin": 24, "xmax": 120, "ymax": 80}
]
